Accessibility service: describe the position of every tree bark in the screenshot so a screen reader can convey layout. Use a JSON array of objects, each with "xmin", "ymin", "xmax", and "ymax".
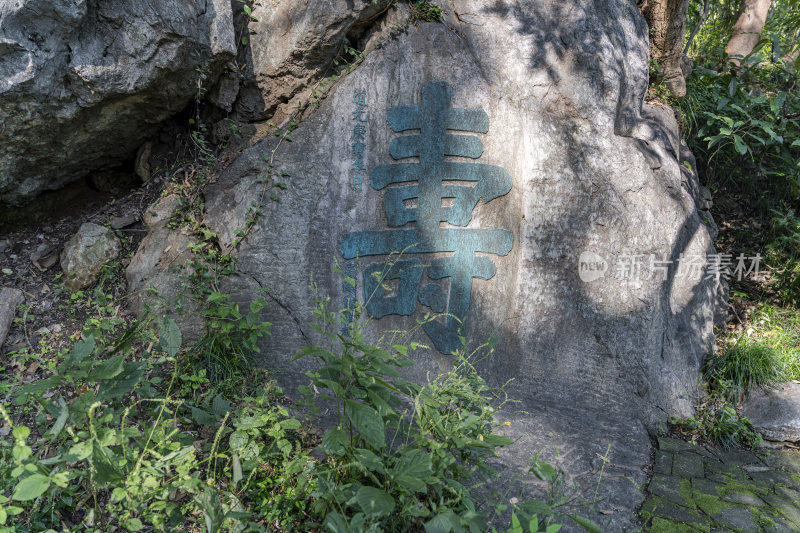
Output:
[
  {"xmin": 725, "ymin": 0, "xmax": 772, "ymax": 64},
  {"xmin": 640, "ymin": 0, "xmax": 690, "ymax": 98}
]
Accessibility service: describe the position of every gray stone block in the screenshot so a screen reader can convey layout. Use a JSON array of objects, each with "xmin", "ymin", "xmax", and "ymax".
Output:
[
  {"xmin": 673, "ymin": 452, "xmax": 704, "ymax": 478},
  {"xmin": 654, "ymin": 451, "xmax": 673, "ymax": 475},
  {"xmin": 649, "ymin": 475, "xmax": 690, "ymax": 506},
  {"xmin": 712, "ymin": 505, "xmax": 758, "ymax": 532}
]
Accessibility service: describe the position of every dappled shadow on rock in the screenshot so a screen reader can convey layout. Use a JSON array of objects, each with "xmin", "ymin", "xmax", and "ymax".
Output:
[{"xmin": 128, "ymin": 3, "xmax": 726, "ymax": 529}]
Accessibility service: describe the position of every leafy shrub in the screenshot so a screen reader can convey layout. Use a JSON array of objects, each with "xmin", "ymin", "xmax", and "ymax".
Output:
[
  {"xmin": 671, "ymin": 387, "xmax": 762, "ymax": 449},
  {"xmin": 409, "ymin": 1, "xmax": 443, "ymax": 23},
  {"xmin": 292, "ymin": 269, "xmax": 597, "ymax": 532},
  {"xmin": 0, "ymin": 311, "xmax": 314, "ymax": 532},
  {"xmin": 678, "ymin": 65, "xmax": 800, "ymax": 194},
  {"xmin": 0, "ymin": 277, "xmax": 596, "ymax": 532},
  {"xmin": 767, "ymin": 209, "xmax": 800, "ymax": 305},
  {"xmin": 193, "ymin": 291, "xmax": 272, "ymax": 382}
]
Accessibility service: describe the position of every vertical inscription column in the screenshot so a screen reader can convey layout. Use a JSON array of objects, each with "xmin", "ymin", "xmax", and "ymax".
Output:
[{"xmin": 339, "ymin": 82, "xmax": 513, "ymax": 353}]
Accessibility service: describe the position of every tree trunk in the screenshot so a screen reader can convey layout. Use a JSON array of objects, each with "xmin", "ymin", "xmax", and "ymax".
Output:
[
  {"xmin": 725, "ymin": 0, "xmax": 772, "ymax": 64},
  {"xmin": 640, "ymin": 0, "xmax": 690, "ymax": 98}
]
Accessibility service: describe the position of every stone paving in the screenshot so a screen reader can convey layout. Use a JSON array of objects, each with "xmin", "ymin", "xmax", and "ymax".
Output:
[{"xmin": 640, "ymin": 437, "xmax": 800, "ymax": 532}]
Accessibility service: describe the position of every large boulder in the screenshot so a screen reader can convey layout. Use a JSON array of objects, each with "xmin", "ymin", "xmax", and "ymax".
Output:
[
  {"xmin": 743, "ymin": 383, "xmax": 800, "ymax": 443},
  {"xmin": 61, "ymin": 222, "xmax": 121, "ymax": 290},
  {"xmin": 232, "ymin": 0, "xmax": 393, "ymax": 123},
  {"xmin": 130, "ymin": 2, "xmax": 726, "ymax": 528},
  {"xmin": 0, "ymin": 0, "xmax": 235, "ymax": 205}
]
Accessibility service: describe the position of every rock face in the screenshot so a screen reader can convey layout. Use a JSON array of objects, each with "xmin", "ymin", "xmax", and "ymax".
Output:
[
  {"xmin": 0, "ymin": 0, "xmax": 235, "ymax": 205},
  {"xmin": 130, "ymin": 2, "xmax": 726, "ymax": 528},
  {"xmin": 61, "ymin": 222, "xmax": 121, "ymax": 290},
  {"xmin": 743, "ymin": 383, "xmax": 800, "ymax": 443},
  {"xmin": 233, "ymin": 0, "xmax": 392, "ymax": 122},
  {"xmin": 0, "ymin": 287, "xmax": 24, "ymax": 349},
  {"xmin": 126, "ymin": 194, "xmax": 202, "ymax": 338}
]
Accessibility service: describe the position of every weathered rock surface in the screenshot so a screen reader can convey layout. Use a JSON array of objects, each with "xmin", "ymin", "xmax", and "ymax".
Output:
[
  {"xmin": 126, "ymin": 194, "xmax": 202, "ymax": 339},
  {"xmin": 0, "ymin": 0, "xmax": 236, "ymax": 205},
  {"xmin": 743, "ymin": 383, "xmax": 800, "ymax": 443},
  {"xmin": 0, "ymin": 287, "xmax": 24, "ymax": 348},
  {"xmin": 130, "ymin": 2, "xmax": 726, "ymax": 528},
  {"xmin": 61, "ymin": 222, "xmax": 121, "ymax": 290},
  {"xmin": 233, "ymin": 0, "xmax": 392, "ymax": 122}
]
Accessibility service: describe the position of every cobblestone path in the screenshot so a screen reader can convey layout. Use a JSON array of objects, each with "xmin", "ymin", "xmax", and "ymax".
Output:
[{"xmin": 641, "ymin": 437, "xmax": 800, "ymax": 532}]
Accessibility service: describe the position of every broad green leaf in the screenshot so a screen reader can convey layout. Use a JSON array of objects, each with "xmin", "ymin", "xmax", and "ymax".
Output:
[
  {"xmin": 97, "ymin": 362, "xmax": 145, "ymax": 400},
  {"xmin": 346, "ymin": 400, "xmax": 385, "ymax": 450},
  {"xmin": 395, "ymin": 449, "xmax": 432, "ymax": 479},
  {"xmin": 211, "ymin": 394, "xmax": 232, "ymax": 416},
  {"xmin": 69, "ymin": 336, "xmax": 95, "ymax": 365},
  {"xmin": 355, "ymin": 486, "xmax": 395, "ymax": 517},
  {"xmin": 509, "ymin": 512, "xmax": 523, "ymax": 533},
  {"xmin": 12, "ymin": 444, "xmax": 31, "ymax": 462},
  {"xmin": 159, "ymin": 317, "xmax": 182, "ymax": 357},
  {"xmin": 733, "ymin": 134, "xmax": 748, "ymax": 155},
  {"xmin": 125, "ymin": 517, "xmax": 143, "ymax": 531},
  {"xmin": 519, "ymin": 500, "xmax": 552, "ymax": 515},
  {"xmin": 64, "ymin": 440, "xmax": 92, "ymax": 462},
  {"xmin": 281, "ymin": 418, "xmax": 301, "ymax": 430},
  {"xmin": 529, "ymin": 460, "xmax": 557, "ymax": 481},
  {"xmin": 321, "ymin": 428, "xmax": 348, "ymax": 457},
  {"xmin": 278, "ymin": 438, "xmax": 292, "ymax": 456},
  {"xmin": 12, "ymin": 426, "xmax": 30, "ymax": 441},
  {"xmin": 88, "ymin": 354, "xmax": 126, "ymax": 381},
  {"xmin": 229, "ymin": 430, "xmax": 250, "ymax": 452},
  {"xmin": 424, "ymin": 513, "xmax": 455, "ymax": 533},
  {"xmin": 771, "ymin": 91, "xmax": 787, "ymax": 114},
  {"xmin": 14, "ymin": 377, "xmax": 59, "ymax": 403},
  {"xmin": 482, "ymin": 433, "xmax": 514, "ymax": 446},
  {"xmin": 12, "ymin": 474, "xmax": 50, "ymax": 501},
  {"xmin": 354, "ymin": 448, "xmax": 385, "ymax": 474},
  {"xmin": 317, "ymin": 378, "xmax": 347, "ymax": 398},
  {"xmin": 568, "ymin": 514, "xmax": 602, "ymax": 533},
  {"xmin": 92, "ymin": 442, "xmax": 123, "ymax": 487},
  {"xmin": 395, "ymin": 475, "xmax": 426, "ymax": 492},
  {"xmin": 50, "ymin": 472, "xmax": 69, "ymax": 488},
  {"xmin": 190, "ymin": 406, "xmax": 216, "ymax": 426},
  {"xmin": 4, "ymin": 506, "xmax": 22, "ymax": 516},
  {"xmin": 323, "ymin": 511, "xmax": 349, "ymax": 533}
]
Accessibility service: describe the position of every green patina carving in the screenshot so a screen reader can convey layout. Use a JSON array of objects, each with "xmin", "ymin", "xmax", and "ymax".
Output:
[{"xmin": 340, "ymin": 81, "xmax": 512, "ymax": 353}]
